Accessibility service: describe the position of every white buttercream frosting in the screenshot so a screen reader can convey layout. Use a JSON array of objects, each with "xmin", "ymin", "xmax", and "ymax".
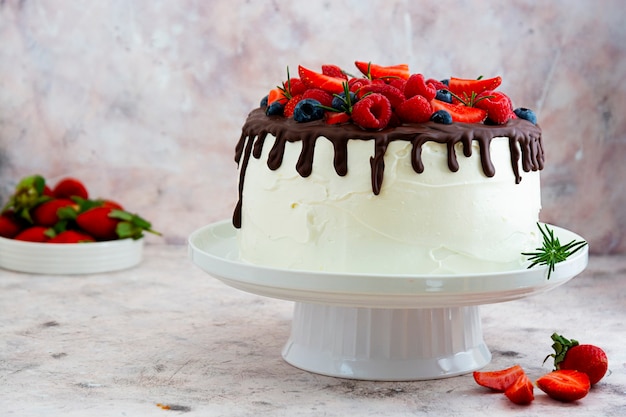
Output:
[{"xmin": 237, "ymin": 133, "xmax": 541, "ymax": 274}]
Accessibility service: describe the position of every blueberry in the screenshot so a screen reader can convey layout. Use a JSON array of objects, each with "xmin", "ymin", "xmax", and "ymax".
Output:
[
  {"xmin": 293, "ymin": 99, "xmax": 325, "ymax": 123},
  {"xmin": 430, "ymin": 110, "xmax": 453, "ymax": 124},
  {"xmin": 260, "ymin": 95, "xmax": 268, "ymax": 107},
  {"xmin": 440, "ymin": 79, "xmax": 449, "ymax": 86},
  {"xmin": 265, "ymin": 101, "xmax": 284, "ymax": 116},
  {"xmin": 514, "ymin": 107, "xmax": 537, "ymax": 125},
  {"xmin": 435, "ymin": 89, "xmax": 452, "ymax": 103},
  {"xmin": 331, "ymin": 92, "xmax": 357, "ymax": 111}
]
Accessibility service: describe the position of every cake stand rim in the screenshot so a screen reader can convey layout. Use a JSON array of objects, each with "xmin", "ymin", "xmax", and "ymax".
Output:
[{"xmin": 188, "ymin": 219, "xmax": 588, "ymax": 308}]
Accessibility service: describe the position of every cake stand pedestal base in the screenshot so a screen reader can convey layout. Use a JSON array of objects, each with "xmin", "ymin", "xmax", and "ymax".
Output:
[{"xmin": 281, "ymin": 303, "xmax": 491, "ymax": 381}]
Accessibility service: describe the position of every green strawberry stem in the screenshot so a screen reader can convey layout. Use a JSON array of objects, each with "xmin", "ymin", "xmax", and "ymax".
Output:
[
  {"xmin": 110, "ymin": 209, "xmax": 162, "ymax": 240},
  {"xmin": 543, "ymin": 333, "xmax": 580, "ymax": 369},
  {"xmin": 2, "ymin": 174, "xmax": 50, "ymax": 223}
]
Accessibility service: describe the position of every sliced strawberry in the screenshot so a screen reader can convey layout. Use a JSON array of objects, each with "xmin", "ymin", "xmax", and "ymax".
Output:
[
  {"xmin": 473, "ymin": 365, "xmax": 525, "ymax": 392},
  {"xmin": 536, "ymin": 370, "xmax": 590, "ymax": 402},
  {"xmin": 321, "ymin": 64, "xmax": 347, "ymax": 80},
  {"xmin": 284, "ymin": 94, "xmax": 304, "ymax": 118},
  {"xmin": 396, "ymin": 95, "xmax": 433, "ymax": 123},
  {"xmin": 324, "ymin": 111, "xmax": 351, "ymax": 125},
  {"xmin": 31, "ymin": 198, "xmax": 75, "ymax": 227},
  {"xmin": 298, "ymin": 65, "xmax": 345, "ymax": 94},
  {"xmin": 354, "ymin": 61, "xmax": 410, "ymax": 80},
  {"xmin": 52, "ymin": 177, "xmax": 89, "ymax": 200},
  {"xmin": 448, "ymin": 76, "xmax": 502, "ymax": 101},
  {"xmin": 48, "ymin": 230, "xmax": 95, "ymax": 243},
  {"xmin": 431, "ymin": 99, "xmax": 487, "ymax": 123},
  {"xmin": 504, "ymin": 373, "xmax": 534, "ymax": 405},
  {"xmin": 267, "ymin": 87, "xmax": 288, "ymax": 106},
  {"xmin": 404, "ymin": 74, "xmax": 437, "ymax": 101}
]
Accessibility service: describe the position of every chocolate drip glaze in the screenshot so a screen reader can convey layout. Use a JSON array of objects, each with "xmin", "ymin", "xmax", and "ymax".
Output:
[{"xmin": 233, "ymin": 108, "xmax": 544, "ymax": 228}]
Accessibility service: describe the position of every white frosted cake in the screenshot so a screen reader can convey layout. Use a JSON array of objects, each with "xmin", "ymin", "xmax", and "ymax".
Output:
[{"xmin": 233, "ymin": 62, "xmax": 544, "ymax": 274}]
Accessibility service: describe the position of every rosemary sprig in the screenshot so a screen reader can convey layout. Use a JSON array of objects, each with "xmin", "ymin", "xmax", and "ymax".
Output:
[{"xmin": 523, "ymin": 223, "xmax": 587, "ymax": 280}]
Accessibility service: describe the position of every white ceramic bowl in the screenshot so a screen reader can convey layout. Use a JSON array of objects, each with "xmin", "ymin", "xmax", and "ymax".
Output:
[{"xmin": 0, "ymin": 236, "xmax": 143, "ymax": 274}]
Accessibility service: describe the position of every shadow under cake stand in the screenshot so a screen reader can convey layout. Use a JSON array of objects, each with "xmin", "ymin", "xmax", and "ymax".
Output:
[{"xmin": 189, "ymin": 220, "xmax": 588, "ymax": 381}]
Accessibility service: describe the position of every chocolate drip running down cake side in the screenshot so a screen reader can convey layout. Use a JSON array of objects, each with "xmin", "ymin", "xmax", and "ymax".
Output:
[{"xmin": 233, "ymin": 62, "xmax": 544, "ymax": 274}]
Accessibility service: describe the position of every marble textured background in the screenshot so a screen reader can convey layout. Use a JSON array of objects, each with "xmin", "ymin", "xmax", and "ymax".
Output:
[{"xmin": 1, "ymin": 0, "xmax": 625, "ymax": 254}]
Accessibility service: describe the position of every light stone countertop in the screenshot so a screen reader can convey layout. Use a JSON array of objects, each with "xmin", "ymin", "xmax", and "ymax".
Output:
[{"xmin": 1, "ymin": 245, "xmax": 624, "ymax": 417}]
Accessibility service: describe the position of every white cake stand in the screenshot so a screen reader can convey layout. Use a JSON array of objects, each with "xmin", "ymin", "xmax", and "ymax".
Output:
[{"xmin": 188, "ymin": 220, "xmax": 588, "ymax": 381}]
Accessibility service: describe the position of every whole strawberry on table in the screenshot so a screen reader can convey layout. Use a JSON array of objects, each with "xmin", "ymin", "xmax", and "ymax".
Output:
[{"xmin": 0, "ymin": 174, "xmax": 161, "ymax": 243}]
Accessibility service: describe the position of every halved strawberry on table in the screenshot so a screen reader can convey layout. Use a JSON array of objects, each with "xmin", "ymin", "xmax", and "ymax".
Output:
[
  {"xmin": 504, "ymin": 373, "xmax": 534, "ymax": 405},
  {"xmin": 536, "ymin": 369, "xmax": 590, "ymax": 402},
  {"xmin": 473, "ymin": 364, "xmax": 526, "ymax": 392}
]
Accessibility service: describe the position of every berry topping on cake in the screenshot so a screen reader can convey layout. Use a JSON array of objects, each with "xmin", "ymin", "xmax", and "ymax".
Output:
[
  {"xmin": 257, "ymin": 62, "xmax": 537, "ymax": 130},
  {"xmin": 514, "ymin": 107, "xmax": 538, "ymax": 125},
  {"xmin": 298, "ymin": 65, "xmax": 345, "ymax": 94},
  {"xmin": 293, "ymin": 99, "xmax": 326, "ymax": 123},
  {"xmin": 351, "ymin": 93, "xmax": 392, "ymax": 130},
  {"xmin": 355, "ymin": 61, "xmax": 410, "ymax": 81}
]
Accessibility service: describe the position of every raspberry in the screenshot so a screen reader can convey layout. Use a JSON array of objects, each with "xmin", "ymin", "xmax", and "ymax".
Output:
[
  {"xmin": 475, "ymin": 90, "xmax": 513, "ymax": 124},
  {"xmin": 357, "ymin": 84, "xmax": 405, "ymax": 109},
  {"xmin": 388, "ymin": 78, "xmax": 407, "ymax": 92},
  {"xmin": 351, "ymin": 93, "xmax": 392, "ymax": 130},
  {"xmin": 396, "ymin": 95, "xmax": 433, "ymax": 123},
  {"xmin": 302, "ymin": 88, "xmax": 334, "ymax": 107},
  {"xmin": 283, "ymin": 78, "xmax": 307, "ymax": 97},
  {"xmin": 404, "ymin": 74, "xmax": 437, "ymax": 101},
  {"xmin": 284, "ymin": 94, "xmax": 304, "ymax": 118},
  {"xmin": 348, "ymin": 78, "xmax": 371, "ymax": 93}
]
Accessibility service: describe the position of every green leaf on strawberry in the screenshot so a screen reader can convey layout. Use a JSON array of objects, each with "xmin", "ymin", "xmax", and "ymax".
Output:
[
  {"xmin": 2, "ymin": 174, "xmax": 51, "ymax": 223},
  {"xmin": 109, "ymin": 209, "xmax": 161, "ymax": 240}
]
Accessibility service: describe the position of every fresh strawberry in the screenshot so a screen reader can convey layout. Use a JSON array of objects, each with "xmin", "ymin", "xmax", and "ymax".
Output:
[
  {"xmin": 504, "ymin": 373, "xmax": 534, "ymax": 405},
  {"xmin": 52, "ymin": 177, "xmax": 89, "ymax": 199},
  {"xmin": 298, "ymin": 65, "xmax": 345, "ymax": 94},
  {"xmin": 473, "ymin": 364, "xmax": 525, "ymax": 392},
  {"xmin": 284, "ymin": 94, "xmax": 304, "ymax": 118},
  {"xmin": 321, "ymin": 64, "xmax": 347, "ymax": 80},
  {"xmin": 48, "ymin": 230, "xmax": 95, "ymax": 243},
  {"xmin": 324, "ymin": 111, "xmax": 351, "ymax": 125},
  {"xmin": 267, "ymin": 87, "xmax": 288, "ymax": 106},
  {"xmin": 101, "ymin": 199, "xmax": 124, "ymax": 210},
  {"xmin": 536, "ymin": 370, "xmax": 590, "ymax": 402},
  {"xmin": 354, "ymin": 61, "xmax": 410, "ymax": 80},
  {"xmin": 351, "ymin": 93, "xmax": 392, "ymax": 130},
  {"xmin": 0, "ymin": 212, "xmax": 24, "ymax": 238},
  {"xmin": 2, "ymin": 174, "xmax": 49, "ymax": 223},
  {"xmin": 356, "ymin": 84, "xmax": 405, "ymax": 109},
  {"xmin": 302, "ymin": 88, "xmax": 334, "ymax": 107},
  {"xmin": 396, "ymin": 95, "xmax": 433, "ymax": 123},
  {"xmin": 76, "ymin": 206, "xmax": 160, "ymax": 241},
  {"xmin": 448, "ymin": 76, "xmax": 502, "ymax": 102},
  {"xmin": 14, "ymin": 226, "xmax": 50, "ymax": 242},
  {"xmin": 475, "ymin": 90, "xmax": 514, "ymax": 124},
  {"xmin": 31, "ymin": 198, "xmax": 75, "ymax": 227},
  {"xmin": 404, "ymin": 74, "xmax": 437, "ymax": 101},
  {"xmin": 431, "ymin": 99, "xmax": 487, "ymax": 123},
  {"xmin": 545, "ymin": 333, "xmax": 608, "ymax": 385}
]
